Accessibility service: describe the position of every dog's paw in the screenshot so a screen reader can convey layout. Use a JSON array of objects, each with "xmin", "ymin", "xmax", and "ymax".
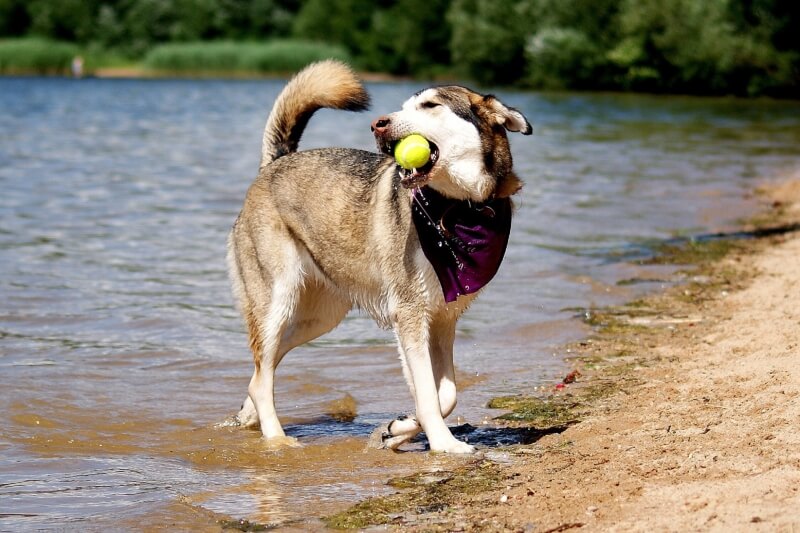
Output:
[
  {"xmin": 429, "ymin": 439, "xmax": 476, "ymax": 455},
  {"xmin": 366, "ymin": 420, "xmax": 420, "ymax": 451},
  {"xmin": 387, "ymin": 415, "xmax": 420, "ymax": 437},
  {"xmin": 366, "ymin": 423, "xmax": 405, "ymax": 450},
  {"xmin": 262, "ymin": 435, "xmax": 302, "ymax": 450},
  {"xmin": 233, "ymin": 400, "xmax": 260, "ymax": 428},
  {"xmin": 215, "ymin": 412, "xmax": 257, "ymax": 429},
  {"xmin": 366, "ymin": 423, "xmax": 390, "ymax": 449},
  {"xmin": 215, "ymin": 415, "xmax": 242, "ymax": 428},
  {"xmin": 215, "ymin": 412, "xmax": 260, "ymax": 429}
]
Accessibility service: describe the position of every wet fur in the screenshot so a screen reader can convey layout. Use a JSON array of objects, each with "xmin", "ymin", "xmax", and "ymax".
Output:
[{"xmin": 228, "ymin": 60, "xmax": 531, "ymax": 453}]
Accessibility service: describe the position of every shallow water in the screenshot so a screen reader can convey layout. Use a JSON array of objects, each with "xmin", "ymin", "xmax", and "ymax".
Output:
[{"xmin": 1, "ymin": 77, "xmax": 799, "ymax": 530}]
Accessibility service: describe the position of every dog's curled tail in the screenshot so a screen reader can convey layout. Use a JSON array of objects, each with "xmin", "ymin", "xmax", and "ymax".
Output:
[{"xmin": 260, "ymin": 60, "xmax": 370, "ymax": 169}]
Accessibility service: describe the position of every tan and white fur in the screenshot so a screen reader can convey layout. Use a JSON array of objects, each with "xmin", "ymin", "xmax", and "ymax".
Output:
[{"xmin": 228, "ymin": 60, "xmax": 531, "ymax": 453}]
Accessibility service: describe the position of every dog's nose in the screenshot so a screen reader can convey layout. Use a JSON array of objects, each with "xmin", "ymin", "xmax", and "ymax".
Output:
[{"xmin": 371, "ymin": 115, "xmax": 391, "ymax": 133}]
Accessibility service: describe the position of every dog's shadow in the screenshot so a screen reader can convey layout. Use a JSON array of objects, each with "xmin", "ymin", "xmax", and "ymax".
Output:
[
  {"xmin": 432, "ymin": 422, "xmax": 570, "ymax": 448},
  {"xmin": 283, "ymin": 418, "xmax": 570, "ymax": 450}
]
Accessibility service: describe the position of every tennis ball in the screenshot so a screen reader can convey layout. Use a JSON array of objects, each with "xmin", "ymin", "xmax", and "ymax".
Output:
[{"xmin": 394, "ymin": 134, "xmax": 431, "ymax": 170}]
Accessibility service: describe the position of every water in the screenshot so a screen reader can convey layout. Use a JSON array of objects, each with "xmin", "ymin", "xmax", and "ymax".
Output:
[{"xmin": 1, "ymin": 76, "xmax": 798, "ymax": 530}]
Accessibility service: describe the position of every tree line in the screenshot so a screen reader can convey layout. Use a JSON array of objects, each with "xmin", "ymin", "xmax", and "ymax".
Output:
[{"xmin": 0, "ymin": 0, "xmax": 797, "ymax": 97}]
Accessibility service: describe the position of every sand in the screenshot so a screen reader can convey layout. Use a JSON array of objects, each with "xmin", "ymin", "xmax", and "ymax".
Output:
[{"xmin": 379, "ymin": 179, "xmax": 800, "ymax": 532}]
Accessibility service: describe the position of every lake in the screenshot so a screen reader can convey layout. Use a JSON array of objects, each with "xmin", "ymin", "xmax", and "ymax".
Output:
[{"xmin": 1, "ymin": 76, "xmax": 799, "ymax": 530}]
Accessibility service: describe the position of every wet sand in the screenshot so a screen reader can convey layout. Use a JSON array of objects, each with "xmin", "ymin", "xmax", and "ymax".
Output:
[{"xmin": 335, "ymin": 178, "xmax": 800, "ymax": 531}]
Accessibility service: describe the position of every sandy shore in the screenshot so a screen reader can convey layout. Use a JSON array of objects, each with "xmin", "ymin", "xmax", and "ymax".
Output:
[{"xmin": 326, "ymin": 179, "xmax": 800, "ymax": 531}]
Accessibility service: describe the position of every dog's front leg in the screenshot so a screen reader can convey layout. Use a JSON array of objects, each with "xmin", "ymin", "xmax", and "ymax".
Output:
[
  {"xmin": 375, "ymin": 315, "xmax": 463, "ymax": 451},
  {"xmin": 373, "ymin": 342, "xmax": 423, "ymax": 450},
  {"xmin": 430, "ymin": 314, "xmax": 458, "ymax": 420},
  {"xmin": 392, "ymin": 314, "xmax": 475, "ymax": 454}
]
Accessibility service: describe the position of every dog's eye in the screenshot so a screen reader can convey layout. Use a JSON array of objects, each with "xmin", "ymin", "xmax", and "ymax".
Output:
[{"xmin": 421, "ymin": 101, "xmax": 441, "ymax": 109}]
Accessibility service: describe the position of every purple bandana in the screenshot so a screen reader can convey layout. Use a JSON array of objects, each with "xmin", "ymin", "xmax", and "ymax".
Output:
[{"xmin": 411, "ymin": 186, "xmax": 512, "ymax": 302}]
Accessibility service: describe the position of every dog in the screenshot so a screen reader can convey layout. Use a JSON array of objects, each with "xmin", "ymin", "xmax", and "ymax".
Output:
[{"xmin": 228, "ymin": 60, "xmax": 531, "ymax": 453}]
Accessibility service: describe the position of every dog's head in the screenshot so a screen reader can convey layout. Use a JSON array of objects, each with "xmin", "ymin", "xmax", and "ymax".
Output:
[{"xmin": 372, "ymin": 86, "xmax": 531, "ymax": 202}]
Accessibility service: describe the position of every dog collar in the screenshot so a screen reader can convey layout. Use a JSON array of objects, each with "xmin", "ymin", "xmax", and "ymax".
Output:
[{"xmin": 411, "ymin": 187, "xmax": 512, "ymax": 302}]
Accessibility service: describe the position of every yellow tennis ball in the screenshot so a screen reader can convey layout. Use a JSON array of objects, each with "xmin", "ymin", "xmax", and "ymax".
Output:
[{"xmin": 394, "ymin": 134, "xmax": 431, "ymax": 170}]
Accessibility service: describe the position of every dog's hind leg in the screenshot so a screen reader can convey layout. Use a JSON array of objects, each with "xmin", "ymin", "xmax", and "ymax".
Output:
[
  {"xmin": 231, "ymin": 225, "xmax": 351, "ymax": 438},
  {"xmin": 227, "ymin": 229, "xmax": 261, "ymax": 428},
  {"xmin": 278, "ymin": 280, "xmax": 350, "ymax": 354},
  {"xmin": 233, "ymin": 306, "xmax": 268, "ymax": 429},
  {"xmin": 235, "ymin": 284, "xmax": 349, "ymax": 429},
  {"xmin": 228, "ymin": 222, "xmax": 305, "ymax": 439},
  {"xmin": 249, "ymin": 277, "xmax": 350, "ymax": 437},
  {"xmin": 245, "ymin": 276, "xmax": 299, "ymax": 438}
]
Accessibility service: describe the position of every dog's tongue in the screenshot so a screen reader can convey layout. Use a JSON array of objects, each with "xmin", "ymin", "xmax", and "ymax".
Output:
[{"xmin": 399, "ymin": 168, "xmax": 429, "ymax": 188}]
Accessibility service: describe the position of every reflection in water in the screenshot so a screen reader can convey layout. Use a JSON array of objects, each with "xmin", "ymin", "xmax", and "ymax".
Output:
[{"xmin": 1, "ymin": 77, "xmax": 799, "ymax": 529}]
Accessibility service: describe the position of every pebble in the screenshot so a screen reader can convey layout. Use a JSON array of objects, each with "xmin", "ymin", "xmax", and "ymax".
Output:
[{"xmin": 484, "ymin": 450, "xmax": 513, "ymax": 464}]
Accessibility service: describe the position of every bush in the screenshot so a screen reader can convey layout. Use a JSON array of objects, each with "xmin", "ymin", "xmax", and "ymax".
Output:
[
  {"xmin": 143, "ymin": 40, "xmax": 352, "ymax": 73},
  {"xmin": 608, "ymin": 0, "xmax": 778, "ymax": 95},
  {"xmin": 525, "ymin": 27, "xmax": 603, "ymax": 89},
  {"xmin": 357, "ymin": 0, "xmax": 452, "ymax": 76},
  {"xmin": 1, "ymin": 0, "xmax": 796, "ymax": 96},
  {"xmin": 292, "ymin": 0, "xmax": 375, "ymax": 60},
  {"xmin": 0, "ymin": 37, "xmax": 78, "ymax": 74},
  {"xmin": 26, "ymin": 0, "xmax": 94, "ymax": 42},
  {"xmin": 447, "ymin": 0, "xmax": 529, "ymax": 85}
]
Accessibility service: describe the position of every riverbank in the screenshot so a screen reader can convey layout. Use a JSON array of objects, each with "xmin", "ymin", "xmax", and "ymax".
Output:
[
  {"xmin": 325, "ymin": 177, "xmax": 800, "ymax": 531},
  {"xmin": 89, "ymin": 66, "xmax": 409, "ymax": 83}
]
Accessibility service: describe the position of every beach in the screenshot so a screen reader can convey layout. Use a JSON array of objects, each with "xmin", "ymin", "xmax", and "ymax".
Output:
[
  {"xmin": 327, "ymin": 178, "xmax": 800, "ymax": 531},
  {"xmin": 2, "ymin": 75, "xmax": 799, "ymax": 530}
]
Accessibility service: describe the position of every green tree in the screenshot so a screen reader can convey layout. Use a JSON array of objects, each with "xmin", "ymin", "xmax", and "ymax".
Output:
[
  {"xmin": 1, "ymin": 0, "xmax": 796, "ymax": 96},
  {"xmin": 520, "ymin": 0, "xmax": 621, "ymax": 89},
  {"xmin": 93, "ymin": 3, "xmax": 125, "ymax": 49},
  {"xmin": 292, "ymin": 0, "xmax": 378, "ymax": 60},
  {"xmin": 120, "ymin": 0, "xmax": 178, "ymax": 55},
  {"xmin": 607, "ymin": 0, "xmax": 798, "ymax": 95},
  {"xmin": 726, "ymin": 0, "xmax": 800, "ymax": 96},
  {"xmin": 241, "ymin": 0, "xmax": 296, "ymax": 38},
  {"xmin": 169, "ymin": 0, "xmax": 227, "ymax": 41},
  {"xmin": 360, "ymin": 0, "xmax": 452, "ymax": 75},
  {"xmin": 525, "ymin": 27, "xmax": 602, "ymax": 89},
  {"xmin": 447, "ymin": 0, "xmax": 529, "ymax": 85},
  {"xmin": 27, "ymin": 0, "xmax": 97, "ymax": 42},
  {"xmin": 520, "ymin": 0, "xmax": 622, "ymax": 47},
  {"xmin": 0, "ymin": 0, "xmax": 31, "ymax": 36},
  {"xmin": 616, "ymin": 0, "xmax": 741, "ymax": 91}
]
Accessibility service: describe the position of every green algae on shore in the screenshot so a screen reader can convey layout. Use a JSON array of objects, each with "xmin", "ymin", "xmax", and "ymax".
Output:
[
  {"xmin": 487, "ymin": 396, "xmax": 577, "ymax": 426},
  {"xmin": 323, "ymin": 461, "xmax": 505, "ymax": 529}
]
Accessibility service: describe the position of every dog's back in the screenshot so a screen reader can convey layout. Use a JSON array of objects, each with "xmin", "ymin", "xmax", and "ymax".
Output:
[{"xmin": 236, "ymin": 60, "xmax": 406, "ymax": 321}]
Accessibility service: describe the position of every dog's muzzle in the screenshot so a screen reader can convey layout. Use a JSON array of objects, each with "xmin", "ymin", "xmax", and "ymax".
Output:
[{"xmin": 371, "ymin": 115, "xmax": 440, "ymax": 188}]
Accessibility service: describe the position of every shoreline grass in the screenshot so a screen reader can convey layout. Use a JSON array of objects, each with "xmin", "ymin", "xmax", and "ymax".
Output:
[
  {"xmin": 0, "ymin": 38, "xmax": 353, "ymax": 78},
  {"xmin": 142, "ymin": 40, "xmax": 352, "ymax": 75},
  {"xmin": 0, "ymin": 38, "xmax": 79, "ymax": 75}
]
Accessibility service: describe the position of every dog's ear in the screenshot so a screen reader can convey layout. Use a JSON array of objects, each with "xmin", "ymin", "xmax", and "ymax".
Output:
[{"xmin": 485, "ymin": 96, "xmax": 532, "ymax": 135}]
